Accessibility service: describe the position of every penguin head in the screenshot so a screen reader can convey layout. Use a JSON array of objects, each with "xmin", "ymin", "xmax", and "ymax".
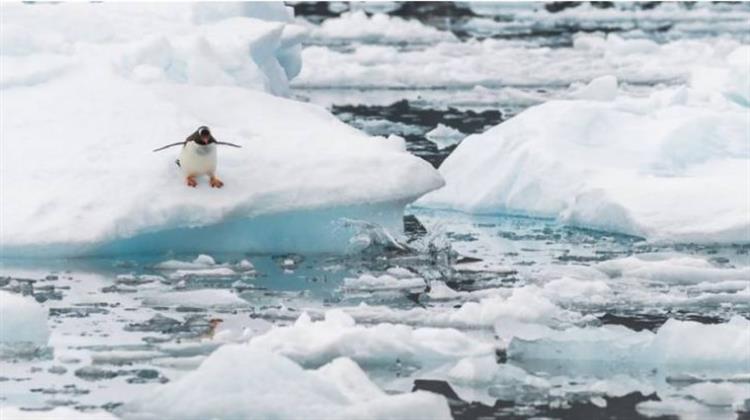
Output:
[{"xmin": 197, "ymin": 126, "xmax": 212, "ymax": 145}]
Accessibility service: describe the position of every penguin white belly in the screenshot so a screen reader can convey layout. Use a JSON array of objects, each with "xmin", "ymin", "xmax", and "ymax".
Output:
[{"xmin": 179, "ymin": 142, "xmax": 217, "ymax": 176}]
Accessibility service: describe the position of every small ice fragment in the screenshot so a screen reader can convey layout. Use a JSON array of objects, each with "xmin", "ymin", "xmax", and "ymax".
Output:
[
  {"xmin": 426, "ymin": 123, "xmax": 466, "ymax": 150},
  {"xmin": 572, "ymin": 75, "xmax": 618, "ymax": 101}
]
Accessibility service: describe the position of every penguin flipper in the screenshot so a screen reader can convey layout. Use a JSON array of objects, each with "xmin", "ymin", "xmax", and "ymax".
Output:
[{"xmin": 152, "ymin": 141, "xmax": 185, "ymax": 152}]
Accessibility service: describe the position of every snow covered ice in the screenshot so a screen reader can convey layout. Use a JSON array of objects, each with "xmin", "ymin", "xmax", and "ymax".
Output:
[
  {"xmin": 0, "ymin": 2, "xmax": 442, "ymax": 257},
  {"xmin": 2, "ymin": 2, "xmax": 750, "ymax": 420},
  {"xmin": 418, "ymin": 66, "xmax": 750, "ymax": 243}
]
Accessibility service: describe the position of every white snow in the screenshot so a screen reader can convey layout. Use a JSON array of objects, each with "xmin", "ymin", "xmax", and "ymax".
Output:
[
  {"xmin": 0, "ymin": 3, "xmax": 443, "ymax": 257},
  {"xmin": 426, "ymin": 124, "xmax": 466, "ymax": 150},
  {"xmin": 419, "ymin": 66, "xmax": 750, "ymax": 243},
  {"xmin": 124, "ymin": 346, "xmax": 451, "ymax": 420},
  {"xmin": 0, "ymin": 291, "xmax": 50, "ymax": 345},
  {"xmin": 247, "ymin": 309, "xmax": 495, "ymax": 367}
]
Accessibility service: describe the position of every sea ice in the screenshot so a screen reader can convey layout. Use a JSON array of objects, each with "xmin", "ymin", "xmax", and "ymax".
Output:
[
  {"xmin": 426, "ymin": 123, "xmax": 467, "ymax": 150},
  {"xmin": 247, "ymin": 309, "xmax": 496, "ymax": 367},
  {"xmin": 419, "ymin": 72, "xmax": 750, "ymax": 243},
  {"xmin": 305, "ymin": 11, "xmax": 456, "ymax": 44},
  {"xmin": 507, "ymin": 316, "xmax": 750, "ymax": 366},
  {"xmin": 123, "ymin": 346, "xmax": 451, "ymax": 420},
  {"xmin": 142, "ymin": 289, "xmax": 247, "ymax": 309},
  {"xmin": 1, "ymin": 407, "xmax": 118, "ymax": 420},
  {"xmin": 341, "ymin": 273, "xmax": 426, "ymax": 291},
  {"xmin": 595, "ymin": 254, "xmax": 750, "ymax": 285},
  {"xmin": 0, "ymin": 3, "xmax": 443, "ymax": 257},
  {"xmin": 295, "ymin": 33, "xmax": 746, "ymax": 89},
  {"xmin": 0, "ymin": 290, "xmax": 50, "ymax": 346}
]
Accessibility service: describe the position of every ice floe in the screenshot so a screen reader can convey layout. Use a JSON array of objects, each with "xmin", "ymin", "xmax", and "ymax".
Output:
[
  {"xmin": 142, "ymin": 289, "xmax": 247, "ymax": 309},
  {"xmin": 0, "ymin": 291, "xmax": 50, "ymax": 347},
  {"xmin": 123, "ymin": 346, "xmax": 451, "ymax": 420},
  {"xmin": 1, "ymin": 407, "xmax": 119, "ymax": 420},
  {"xmin": 426, "ymin": 123, "xmax": 466, "ymax": 150},
  {"xmin": 595, "ymin": 254, "xmax": 750, "ymax": 284},
  {"xmin": 305, "ymin": 11, "xmax": 456, "ymax": 44},
  {"xmin": 419, "ymin": 68, "xmax": 750, "ymax": 243},
  {"xmin": 507, "ymin": 316, "xmax": 750, "ymax": 366},
  {"xmin": 248, "ymin": 309, "xmax": 496, "ymax": 367},
  {"xmin": 341, "ymin": 273, "xmax": 425, "ymax": 291},
  {"xmin": 295, "ymin": 33, "xmax": 746, "ymax": 89},
  {"xmin": 0, "ymin": 3, "xmax": 443, "ymax": 257}
]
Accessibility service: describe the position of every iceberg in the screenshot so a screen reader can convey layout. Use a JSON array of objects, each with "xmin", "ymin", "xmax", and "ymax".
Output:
[
  {"xmin": 0, "ymin": 3, "xmax": 443, "ymax": 257},
  {"xmin": 123, "ymin": 346, "xmax": 451, "ymax": 420},
  {"xmin": 418, "ymin": 50, "xmax": 750, "ymax": 243}
]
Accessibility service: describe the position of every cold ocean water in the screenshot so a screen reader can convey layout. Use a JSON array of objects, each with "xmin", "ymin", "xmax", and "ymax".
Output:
[{"xmin": 1, "ymin": 2, "xmax": 749, "ymax": 419}]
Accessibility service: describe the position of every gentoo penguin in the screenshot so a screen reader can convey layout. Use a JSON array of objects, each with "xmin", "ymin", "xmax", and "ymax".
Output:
[{"xmin": 152, "ymin": 126, "xmax": 241, "ymax": 188}]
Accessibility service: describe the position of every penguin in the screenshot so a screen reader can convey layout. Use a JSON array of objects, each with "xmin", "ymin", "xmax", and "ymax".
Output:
[{"xmin": 152, "ymin": 126, "xmax": 241, "ymax": 188}]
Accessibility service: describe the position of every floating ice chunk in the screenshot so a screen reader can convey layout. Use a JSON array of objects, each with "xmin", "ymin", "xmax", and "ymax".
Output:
[
  {"xmin": 168, "ymin": 267, "xmax": 237, "ymax": 280},
  {"xmin": 418, "ymin": 89, "xmax": 750, "ymax": 243},
  {"xmin": 682, "ymin": 382, "xmax": 750, "ymax": 408},
  {"xmin": 448, "ymin": 355, "xmax": 499, "ymax": 384},
  {"xmin": 0, "ymin": 291, "xmax": 49, "ymax": 345},
  {"xmin": 0, "ymin": 3, "xmax": 443, "ymax": 257},
  {"xmin": 296, "ymin": 32, "xmax": 745, "ymax": 90},
  {"xmin": 142, "ymin": 289, "xmax": 247, "ymax": 309},
  {"xmin": 451, "ymin": 286, "xmax": 583, "ymax": 327},
  {"xmin": 309, "ymin": 11, "xmax": 456, "ymax": 44},
  {"xmin": 342, "ymin": 274, "xmax": 425, "ymax": 291},
  {"xmin": 690, "ymin": 280, "xmax": 750, "ymax": 293},
  {"xmin": 571, "ymin": 75, "xmax": 618, "ymax": 101},
  {"xmin": 428, "ymin": 281, "xmax": 462, "ymax": 300},
  {"xmin": 385, "ymin": 266, "xmax": 415, "ymax": 278},
  {"xmin": 541, "ymin": 277, "xmax": 612, "ymax": 304},
  {"xmin": 124, "ymin": 346, "xmax": 451, "ymax": 420},
  {"xmin": 588, "ymin": 375, "xmax": 656, "ymax": 398},
  {"xmin": 636, "ymin": 398, "xmax": 733, "ymax": 420},
  {"xmin": 508, "ymin": 316, "xmax": 750, "ymax": 366},
  {"xmin": 0, "ymin": 407, "xmax": 118, "ymax": 420},
  {"xmin": 452, "ymin": 260, "xmax": 515, "ymax": 274},
  {"xmin": 237, "ymin": 259, "xmax": 255, "ymax": 270},
  {"xmin": 692, "ymin": 45, "xmax": 750, "ymax": 107},
  {"xmin": 426, "ymin": 123, "xmax": 466, "ymax": 150},
  {"xmin": 313, "ymin": 357, "xmax": 386, "ymax": 402},
  {"xmin": 595, "ymin": 254, "xmax": 750, "ymax": 284},
  {"xmin": 248, "ymin": 309, "xmax": 495, "ymax": 367},
  {"xmin": 155, "ymin": 255, "xmax": 217, "ymax": 270}
]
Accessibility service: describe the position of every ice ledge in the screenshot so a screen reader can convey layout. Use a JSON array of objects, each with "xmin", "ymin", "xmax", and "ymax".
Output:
[{"xmin": 0, "ymin": 200, "xmax": 416, "ymax": 258}]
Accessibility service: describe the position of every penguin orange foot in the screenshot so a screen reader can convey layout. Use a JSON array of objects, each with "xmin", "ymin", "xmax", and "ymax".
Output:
[
  {"xmin": 210, "ymin": 176, "xmax": 224, "ymax": 188},
  {"xmin": 186, "ymin": 176, "xmax": 198, "ymax": 187}
]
